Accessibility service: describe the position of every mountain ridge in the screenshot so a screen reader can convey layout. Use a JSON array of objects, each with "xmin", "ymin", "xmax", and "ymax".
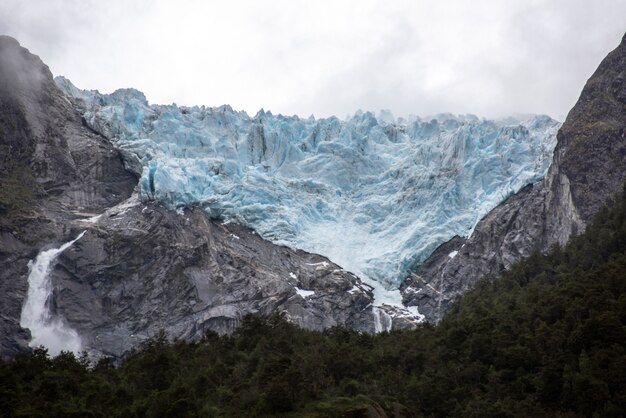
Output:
[
  {"xmin": 1, "ymin": 30, "xmax": 624, "ymax": 357},
  {"xmin": 402, "ymin": 31, "xmax": 626, "ymax": 321}
]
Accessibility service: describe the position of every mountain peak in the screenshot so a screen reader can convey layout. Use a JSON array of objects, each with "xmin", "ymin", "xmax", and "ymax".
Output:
[
  {"xmin": 403, "ymin": 31, "xmax": 626, "ymax": 321},
  {"xmin": 0, "ymin": 35, "xmax": 54, "ymax": 97}
]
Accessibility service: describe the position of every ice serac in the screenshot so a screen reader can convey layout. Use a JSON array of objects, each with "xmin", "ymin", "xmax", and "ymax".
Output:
[
  {"xmin": 57, "ymin": 80, "xmax": 560, "ymax": 298},
  {"xmin": 402, "ymin": 32, "xmax": 626, "ymax": 321}
]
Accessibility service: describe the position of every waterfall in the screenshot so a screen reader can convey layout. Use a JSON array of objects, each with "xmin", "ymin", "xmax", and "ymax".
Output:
[
  {"xmin": 372, "ymin": 306, "xmax": 392, "ymax": 333},
  {"xmin": 20, "ymin": 231, "xmax": 85, "ymax": 356}
]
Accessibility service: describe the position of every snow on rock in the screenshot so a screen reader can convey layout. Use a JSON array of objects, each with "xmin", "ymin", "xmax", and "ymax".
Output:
[
  {"xmin": 295, "ymin": 287, "xmax": 315, "ymax": 298},
  {"xmin": 348, "ymin": 285, "xmax": 361, "ymax": 294},
  {"xmin": 58, "ymin": 78, "xmax": 560, "ymax": 293},
  {"xmin": 82, "ymin": 214, "xmax": 102, "ymax": 224}
]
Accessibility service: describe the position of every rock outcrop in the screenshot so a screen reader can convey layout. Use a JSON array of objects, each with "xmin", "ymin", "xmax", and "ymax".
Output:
[
  {"xmin": 402, "ymin": 32, "xmax": 626, "ymax": 321},
  {"xmin": 52, "ymin": 199, "xmax": 377, "ymax": 358}
]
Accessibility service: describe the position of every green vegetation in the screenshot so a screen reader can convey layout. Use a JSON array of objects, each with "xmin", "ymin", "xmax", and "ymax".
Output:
[{"xmin": 2, "ymin": 186, "xmax": 626, "ymax": 417}]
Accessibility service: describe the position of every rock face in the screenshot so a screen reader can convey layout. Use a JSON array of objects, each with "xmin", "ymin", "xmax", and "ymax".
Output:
[
  {"xmin": 53, "ymin": 199, "xmax": 377, "ymax": 358},
  {"xmin": 0, "ymin": 36, "xmax": 391, "ymax": 358},
  {"xmin": 0, "ymin": 35, "xmax": 137, "ymax": 356},
  {"xmin": 402, "ymin": 32, "xmax": 626, "ymax": 322}
]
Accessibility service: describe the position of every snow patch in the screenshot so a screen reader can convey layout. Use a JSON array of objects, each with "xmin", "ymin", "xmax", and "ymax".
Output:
[
  {"xmin": 403, "ymin": 306, "xmax": 425, "ymax": 321},
  {"xmin": 348, "ymin": 285, "xmax": 361, "ymax": 294},
  {"xmin": 294, "ymin": 287, "xmax": 315, "ymax": 298},
  {"xmin": 403, "ymin": 286, "xmax": 422, "ymax": 295},
  {"xmin": 306, "ymin": 261, "xmax": 329, "ymax": 268},
  {"xmin": 83, "ymin": 214, "xmax": 102, "ymax": 223}
]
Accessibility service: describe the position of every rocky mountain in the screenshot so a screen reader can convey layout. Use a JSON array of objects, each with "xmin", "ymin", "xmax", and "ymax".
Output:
[
  {"xmin": 402, "ymin": 32, "xmax": 626, "ymax": 321},
  {"xmin": 0, "ymin": 36, "xmax": 404, "ymax": 358},
  {"xmin": 2, "ymin": 29, "xmax": 623, "ymax": 358}
]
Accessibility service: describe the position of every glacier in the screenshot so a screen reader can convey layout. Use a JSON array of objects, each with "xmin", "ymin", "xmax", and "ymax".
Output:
[{"xmin": 56, "ymin": 77, "xmax": 560, "ymax": 306}]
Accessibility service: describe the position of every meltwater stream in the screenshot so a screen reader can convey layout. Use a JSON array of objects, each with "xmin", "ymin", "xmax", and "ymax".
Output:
[{"xmin": 20, "ymin": 232, "xmax": 85, "ymax": 356}]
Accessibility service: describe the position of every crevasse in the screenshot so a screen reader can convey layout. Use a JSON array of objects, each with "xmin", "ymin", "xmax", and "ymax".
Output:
[{"xmin": 56, "ymin": 77, "xmax": 560, "ymax": 302}]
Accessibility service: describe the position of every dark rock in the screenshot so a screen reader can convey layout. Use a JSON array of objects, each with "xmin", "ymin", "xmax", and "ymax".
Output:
[
  {"xmin": 403, "ymin": 32, "xmax": 626, "ymax": 322},
  {"xmin": 0, "ymin": 36, "xmax": 137, "ymax": 357},
  {"xmin": 50, "ymin": 200, "xmax": 376, "ymax": 357}
]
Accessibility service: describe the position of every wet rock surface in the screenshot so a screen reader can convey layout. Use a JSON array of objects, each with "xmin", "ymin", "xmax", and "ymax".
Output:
[{"xmin": 0, "ymin": 35, "xmax": 137, "ymax": 356}]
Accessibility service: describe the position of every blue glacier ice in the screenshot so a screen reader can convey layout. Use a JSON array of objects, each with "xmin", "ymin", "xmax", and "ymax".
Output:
[{"xmin": 56, "ymin": 77, "xmax": 560, "ymax": 306}]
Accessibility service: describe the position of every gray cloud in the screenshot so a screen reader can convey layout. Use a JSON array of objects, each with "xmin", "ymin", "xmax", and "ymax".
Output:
[{"xmin": 0, "ymin": 0, "xmax": 624, "ymax": 120}]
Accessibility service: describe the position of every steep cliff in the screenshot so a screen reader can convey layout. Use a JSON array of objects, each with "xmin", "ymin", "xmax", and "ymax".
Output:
[
  {"xmin": 402, "ymin": 32, "xmax": 626, "ymax": 321},
  {"xmin": 0, "ymin": 35, "xmax": 137, "ymax": 356}
]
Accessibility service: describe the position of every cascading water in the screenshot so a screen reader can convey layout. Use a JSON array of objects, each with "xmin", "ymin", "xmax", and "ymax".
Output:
[
  {"xmin": 372, "ymin": 307, "xmax": 392, "ymax": 333},
  {"xmin": 20, "ymin": 231, "xmax": 85, "ymax": 356}
]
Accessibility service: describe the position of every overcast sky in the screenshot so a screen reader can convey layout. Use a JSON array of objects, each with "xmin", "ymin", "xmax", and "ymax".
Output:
[{"xmin": 1, "ymin": 0, "xmax": 624, "ymax": 120}]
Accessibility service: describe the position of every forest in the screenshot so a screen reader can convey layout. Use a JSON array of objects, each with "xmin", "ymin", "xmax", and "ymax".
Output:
[{"xmin": 1, "ymin": 184, "xmax": 626, "ymax": 417}]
